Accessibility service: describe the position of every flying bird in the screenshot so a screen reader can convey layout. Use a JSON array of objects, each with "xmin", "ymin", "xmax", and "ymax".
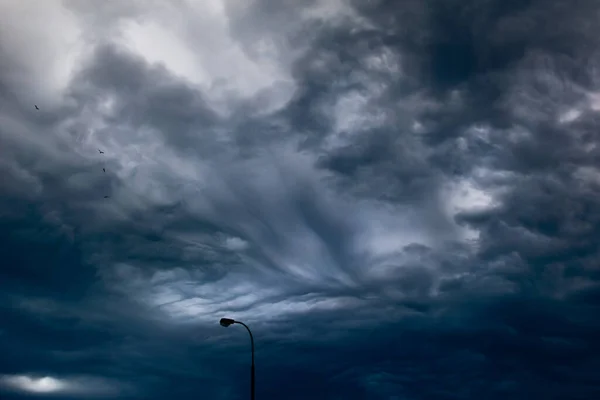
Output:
[
  {"xmin": 104, "ymin": 196, "xmax": 110, "ymax": 199},
  {"xmin": 34, "ymin": 105, "xmax": 39, "ymax": 110},
  {"xmin": 98, "ymin": 149, "xmax": 104, "ymax": 154},
  {"xmin": 103, "ymin": 168, "xmax": 106, "ymax": 173}
]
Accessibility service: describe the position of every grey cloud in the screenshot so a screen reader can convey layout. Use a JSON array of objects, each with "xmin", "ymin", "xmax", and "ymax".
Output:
[
  {"xmin": 1, "ymin": 0, "xmax": 600, "ymax": 399},
  {"xmin": 68, "ymin": 44, "xmax": 219, "ymax": 150}
]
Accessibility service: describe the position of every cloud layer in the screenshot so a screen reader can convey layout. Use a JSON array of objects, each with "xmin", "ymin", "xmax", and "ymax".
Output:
[{"xmin": 1, "ymin": 0, "xmax": 600, "ymax": 399}]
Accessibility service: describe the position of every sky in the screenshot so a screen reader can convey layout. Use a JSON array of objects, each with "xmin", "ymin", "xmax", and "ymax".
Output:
[{"xmin": 0, "ymin": 0, "xmax": 599, "ymax": 399}]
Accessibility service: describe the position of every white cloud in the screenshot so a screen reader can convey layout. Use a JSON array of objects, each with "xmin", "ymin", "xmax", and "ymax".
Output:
[
  {"xmin": 574, "ymin": 166, "xmax": 600, "ymax": 187},
  {"xmin": 301, "ymin": 0, "xmax": 372, "ymax": 29},
  {"xmin": 0, "ymin": 375, "xmax": 123, "ymax": 397},
  {"xmin": 224, "ymin": 236, "xmax": 249, "ymax": 251},
  {"xmin": 2, "ymin": 376, "xmax": 65, "ymax": 393},
  {"xmin": 0, "ymin": 0, "xmax": 86, "ymax": 106},
  {"xmin": 558, "ymin": 108, "xmax": 582, "ymax": 123},
  {"xmin": 589, "ymin": 91, "xmax": 600, "ymax": 111},
  {"xmin": 0, "ymin": 0, "xmax": 299, "ymax": 117},
  {"xmin": 113, "ymin": 0, "xmax": 297, "ymax": 116},
  {"xmin": 445, "ymin": 179, "xmax": 496, "ymax": 215},
  {"xmin": 119, "ymin": 19, "xmax": 205, "ymax": 86},
  {"xmin": 442, "ymin": 176, "xmax": 498, "ymax": 241},
  {"xmin": 331, "ymin": 87, "xmax": 387, "ymax": 135}
]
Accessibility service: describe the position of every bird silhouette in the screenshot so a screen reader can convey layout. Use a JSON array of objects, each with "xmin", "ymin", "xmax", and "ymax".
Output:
[
  {"xmin": 98, "ymin": 149, "xmax": 104, "ymax": 154},
  {"xmin": 104, "ymin": 196, "xmax": 110, "ymax": 199},
  {"xmin": 103, "ymin": 168, "xmax": 106, "ymax": 173},
  {"xmin": 34, "ymin": 105, "xmax": 39, "ymax": 110}
]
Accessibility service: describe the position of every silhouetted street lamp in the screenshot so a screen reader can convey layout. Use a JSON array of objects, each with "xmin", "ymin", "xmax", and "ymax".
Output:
[{"xmin": 220, "ymin": 318, "xmax": 255, "ymax": 400}]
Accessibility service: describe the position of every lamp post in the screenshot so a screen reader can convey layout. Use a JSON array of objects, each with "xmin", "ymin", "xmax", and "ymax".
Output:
[{"xmin": 220, "ymin": 318, "xmax": 255, "ymax": 400}]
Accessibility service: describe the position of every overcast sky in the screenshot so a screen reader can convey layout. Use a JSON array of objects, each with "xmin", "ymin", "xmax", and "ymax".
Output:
[{"xmin": 1, "ymin": 0, "xmax": 600, "ymax": 399}]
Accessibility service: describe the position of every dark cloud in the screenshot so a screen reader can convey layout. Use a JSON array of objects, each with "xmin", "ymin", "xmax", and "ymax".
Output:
[{"xmin": 1, "ymin": 0, "xmax": 600, "ymax": 399}]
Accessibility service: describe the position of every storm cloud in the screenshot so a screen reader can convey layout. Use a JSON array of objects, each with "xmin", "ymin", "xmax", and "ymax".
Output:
[{"xmin": 1, "ymin": 0, "xmax": 600, "ymax": 399}]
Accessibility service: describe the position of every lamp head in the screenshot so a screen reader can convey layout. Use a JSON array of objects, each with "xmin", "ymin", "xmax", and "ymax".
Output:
[{"xmin": 220, "ymin": 318, "xmax": 235, "ymax": 327}]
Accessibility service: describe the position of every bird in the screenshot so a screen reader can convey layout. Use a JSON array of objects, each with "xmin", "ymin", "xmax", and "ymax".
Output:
[
  {"xmin": 103, "ymin": 168, "xmax": 106, "ymax": 173},
  {"xmin": 104, "ymin": 196, "xmax": 110, "ymax": 199},
  {"xmin": 98, "ymin": 149, "xmax": 104, "ymax": 154},
  {"xmin": 34, "ymin": 105, "xmax": 39, "ymax": 110}
]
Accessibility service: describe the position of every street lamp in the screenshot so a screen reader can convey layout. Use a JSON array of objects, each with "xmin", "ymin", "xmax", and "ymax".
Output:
[{"xmin": 220, "ymin": 318, "xmax": 255, "ymax": 400}]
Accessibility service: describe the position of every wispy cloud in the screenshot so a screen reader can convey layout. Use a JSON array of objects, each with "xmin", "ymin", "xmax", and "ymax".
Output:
[{"xmin": 1, "ymin": 0, "xmax": 600, "ymax": 398}]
